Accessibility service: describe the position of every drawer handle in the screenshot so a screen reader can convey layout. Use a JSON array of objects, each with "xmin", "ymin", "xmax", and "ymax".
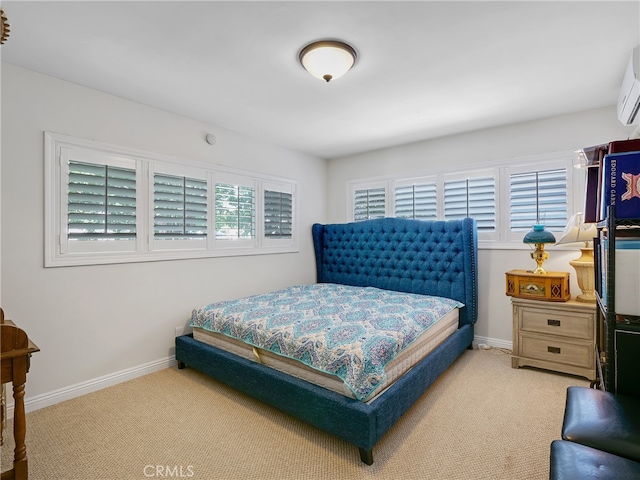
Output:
[
  {"xmin": 548, "ymin": 346, "xmax": 561, "ymax": 354},
  {"xmin": 547, "ymin": 319, "xmax": 561, "ymax": 327}
]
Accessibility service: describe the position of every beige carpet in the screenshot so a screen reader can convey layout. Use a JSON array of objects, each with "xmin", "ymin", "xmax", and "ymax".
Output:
[{"xmin": 1, "ymin": 348, "xmax": 587, "ymax": 480}]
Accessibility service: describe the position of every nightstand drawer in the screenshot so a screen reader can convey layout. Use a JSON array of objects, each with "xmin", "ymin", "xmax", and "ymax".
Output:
[
  {"xmin": 520, "ymin": 309, "xmax": 593, "ymax": 340},
  {"xmin": 520, "ymin": 335, "xmax": 594, "ymax": 369}
]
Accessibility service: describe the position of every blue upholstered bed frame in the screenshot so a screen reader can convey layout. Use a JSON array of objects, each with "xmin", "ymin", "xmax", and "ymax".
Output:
[{"xmin": 175, "ymin": 217, "xmax": 478, "ymax": 464}]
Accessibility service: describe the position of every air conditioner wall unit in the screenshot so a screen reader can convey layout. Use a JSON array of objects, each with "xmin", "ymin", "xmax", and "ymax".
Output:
[{"xmin": 618, "ymin": 45, "xmax": 640, "ymax": 126}]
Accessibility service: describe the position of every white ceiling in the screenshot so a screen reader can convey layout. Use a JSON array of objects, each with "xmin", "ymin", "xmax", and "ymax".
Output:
[{"xmin": 2, "ymin": 1, "xmax": 639, "ymax": 159}]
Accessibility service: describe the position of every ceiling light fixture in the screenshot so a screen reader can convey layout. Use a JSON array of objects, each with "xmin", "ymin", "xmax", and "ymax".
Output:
[{"xmin": 299, "ymin": 40, "xmax": 357, "ymax": 83}]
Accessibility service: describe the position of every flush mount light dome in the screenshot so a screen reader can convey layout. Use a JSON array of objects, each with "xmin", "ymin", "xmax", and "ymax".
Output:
[{"xmin": 299, "ymin": 40, "xmax": 357, "ymax": 83}]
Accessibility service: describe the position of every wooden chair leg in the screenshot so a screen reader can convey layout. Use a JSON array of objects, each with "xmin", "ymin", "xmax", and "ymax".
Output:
[{"xmin": 13, "ymin": 382, "xmax": 28, "ymax": 480}]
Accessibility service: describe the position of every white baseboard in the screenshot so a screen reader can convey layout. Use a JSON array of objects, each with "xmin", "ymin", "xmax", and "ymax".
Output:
[
  {"xmin": 4, "ymin": 356, "xmax": 176, "ymax": 420},
  {"xmin": 473, "ymin": 335, "xmax": 512, "ymax": 350}
]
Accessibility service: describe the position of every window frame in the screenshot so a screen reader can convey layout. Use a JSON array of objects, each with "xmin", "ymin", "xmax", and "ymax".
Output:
[
  {"xmin": 44, "ymin": 132, "xmax": 298, "ymax": 267},
  {"xmin": 64, "ymin": 150, "xmax": 142, "ymax": 252}
]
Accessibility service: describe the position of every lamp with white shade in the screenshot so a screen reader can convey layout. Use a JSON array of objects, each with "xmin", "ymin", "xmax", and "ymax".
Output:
[{"xmin": 556, "ymin": 213, "xmax": 598, "ymax": 303}]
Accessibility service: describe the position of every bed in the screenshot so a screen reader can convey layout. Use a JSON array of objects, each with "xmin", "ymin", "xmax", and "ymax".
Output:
[{"xmin": 175, "ymin": 217, "xmax": 478, "ymax": 464}]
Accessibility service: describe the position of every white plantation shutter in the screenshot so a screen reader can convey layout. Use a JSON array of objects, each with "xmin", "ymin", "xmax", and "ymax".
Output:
[
  {"xmin": 354, "ymin": 188, "xmax": 386, "ymax": 221},
  {"xmin": 67, "ymin": 161, "xmax": 136, "ymax": 240},
  {"xmin": 264, "ymin": 190, "xmax": 293, "ymax": 239},
  {"xmin": 395, "ymin": 183, "xmax": 437, "ymax": 220},
  {"xmin": 348, "ymin": 154, "xmax": 573, "ymax": 243},
  {"xmin": 215, "ymin": 183, "xmax": 256, "ymax": 239},
  {"xmin": 47, "ymin": 133, "xmax": 299, "ymax": 266},
  {"xmin": 510, "ymin": 168, "xmax": 567, "ymax": 231},
  {"xmin": 444, "ymin": 176, "xmax": 495, "ymax": 230},
  {"xmin": 153, "ymin": 174, "xmax": 207, "ymax": 240}
]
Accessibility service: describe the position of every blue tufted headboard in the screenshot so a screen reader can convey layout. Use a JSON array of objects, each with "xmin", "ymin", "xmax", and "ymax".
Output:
[{"xmin": 312, "ymin": 217, "xmax": 478, "ymax": 327}]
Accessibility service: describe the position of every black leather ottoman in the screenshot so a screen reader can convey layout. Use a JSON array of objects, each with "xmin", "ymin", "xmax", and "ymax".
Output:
[
  {"xmin": 550, "ymin": 440, "xmax": 640, "ymax": 480},
  {"xmin": 562, "ymin": 386, "xmax": 640, "ymax": 462}
]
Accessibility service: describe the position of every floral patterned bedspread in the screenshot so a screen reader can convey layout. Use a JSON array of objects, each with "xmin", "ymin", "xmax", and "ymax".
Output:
[{"xmin": 190, "ymin": 283, "xmax": 463, "ymax": 401}]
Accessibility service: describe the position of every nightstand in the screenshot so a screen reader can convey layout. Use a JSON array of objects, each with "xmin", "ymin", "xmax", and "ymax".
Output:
[{"xmin": 511, "ymin": 297, "xmax": 596, "ymax": 380}]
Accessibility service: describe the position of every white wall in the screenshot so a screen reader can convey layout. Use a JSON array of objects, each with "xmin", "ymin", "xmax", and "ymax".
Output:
[
  {"xmin": 327, "ymin": 107, "xmax": 635, "ymax": 346},
  {"xmin": 0, "ymin": 64, "xmax": 327, "ymax": 407}
]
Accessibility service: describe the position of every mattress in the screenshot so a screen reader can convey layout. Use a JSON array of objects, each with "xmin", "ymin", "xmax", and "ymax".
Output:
[
  {"xmin": 190, "ymin": 283, "xmax": 461, "ymax": 403},
  {"xmin": 193, "ymin": 307, "xmax": 458, "ymax": 403}
]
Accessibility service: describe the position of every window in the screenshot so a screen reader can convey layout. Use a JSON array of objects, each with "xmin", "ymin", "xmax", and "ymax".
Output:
[
  {"xmin": 45, "ymin": 132, "xmax": 298, "ymax": 266},
  {"xmin": 444, "ymin": 175, "xmax": 496, "ymax": 231},
  {"xmin": 264, "ymin": 190, "xmax": 293, "ymax": 239},
  {"xmin": 153, "ymin": 174, "xmax": 207, "ymax": 241},
  {"xmin": 54, "ymin": 144, "xmax": 142, "ymax": 258},
  {"xmin": 68, "ymin": 161, "xmax": 137, "ymax": 241},
  {"xmin": 509, "ymin": 168, "xmax": 567, "ymax": 232},
  {"xmin": 354, "ymin": 187, "xmax": 386, "ymax": 221},
  {"xmin": 395, "ymin": 182, "xmax": 437, "ymax": 221},
  {"xmin": 215, "ymin": 182, "xmax": 256, "ymax": 240},
  {"xmin": 262, "ymin": 181, "xmax": 296, "ymax": 248}
]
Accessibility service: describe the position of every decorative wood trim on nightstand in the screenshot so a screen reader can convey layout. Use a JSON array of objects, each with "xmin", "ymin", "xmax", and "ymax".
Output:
[{"xmin": 511, "ymin": 297, "xmax": 596, "ymax": 380}]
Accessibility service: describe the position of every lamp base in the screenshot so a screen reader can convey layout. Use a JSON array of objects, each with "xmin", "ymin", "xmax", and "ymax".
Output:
[
  {"xmin": 575, "ymin": 291, "xmax": 597, "ymax": 303},
  {"xmin": 530, "ymin": 266, "xmax": 548, "ymax": 275},
  {"xmin": 569, "ymin": 247, "xmax": 595, "ymax": 303},
  {"xmin": 530, "ymin": 244, "xmax": 549, "ymax": 275}
]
